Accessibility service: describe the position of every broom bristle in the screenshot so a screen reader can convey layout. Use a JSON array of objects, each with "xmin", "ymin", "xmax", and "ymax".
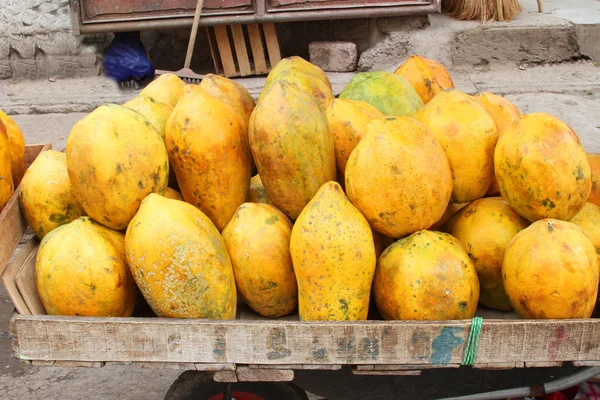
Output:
[{"xmin": 442, "ymin": 0, "xmax": 522, "ymax": 22}]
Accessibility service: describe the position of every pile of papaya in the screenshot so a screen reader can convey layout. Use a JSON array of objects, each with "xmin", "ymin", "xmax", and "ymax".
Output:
[{"xmin": 8, "ymin": 55, "xmax": 600, "ymax": 322}]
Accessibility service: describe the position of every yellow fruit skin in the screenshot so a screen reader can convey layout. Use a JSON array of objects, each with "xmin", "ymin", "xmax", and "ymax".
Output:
[
  {"xmin": 249, "ymin": 80, "xmax": 336, "ymax": 220},
  {"xmin": 503, "ymin": 219, "xmax": 599, "ymax": 319},
  {"xmin": 166, "ymin": 85, "xmax": 251, "ymax": 231},
  {"xmin": 430, "ymin": 202, "xmax": 468, "ymax": 233},
  {"xmin": 495, "ymin": 113, "xmax": 591, "ymax": 222},
  {"xmin": 0, "ymin": 121, "xmax": 13, "ymax": 212},
  {"xmin": 0, "ymin": 110, "xmax": 25, "ymax": 186},
  {"xmin": 123, "ymin": 96, "xmax": 173, "ymax": 142},
  {"xmin": 164, "ymin": 187, "xmax": 183, "ymax": 201},
  {"xmin": 416, "ymin": 89, "xmax": 499, "ymax": 203},
  {"xmin": 374, "ymin": 231, "xmax": 479, "ymax": 320},
  {"xmin": 139, "ymin": 73, "xmax": 185, "ymax": 108},
  {"xmin": 266, "ymin": 56, "xmax": 332, "ymax": 90},
  {"xmin": 248, "ymin": 174, "xmax": 271, "ymax": 204},
  {"xmin": 290, "ymin": 182, "xmax": 376, "ymax": 321},
  {"xmin": 199, "ymin": 74, "xmax": 256, "ymax": 128},
  {"xmin": 126, "ymin": 194, "xmax": 236, "ymax": 319},
  {"xmin": 326, "ymin": 99, "xmax": 384, "ymax": 175},
  {"xmin": 259, "ymin": 68, "xmax": 334, "ymax": 110},
  {"xmin": 449, "ymin": 197, "xmax": 529, "ymax": 311},
  {"xmin": 67, "ymin": 104, "xmax": 169, "ymax": 230},
  {"xmin": 36, "ymin": 217, "xmax": 136, "ymax": 317},
  {"xmin": 394, "ymin": 55, "xmax": 454, "ymax": 104},
  {"xmin": 569, "ymin": 202, "xmax": 600, "ymax": 260},
  {"xmin": 587, "ymin": 153, "xmax": 600, "ymax": 207},
  {"xmin": 473, "ymin": 92, "xmax": 521, "ymax": 197},
  {"xmin": 345, "ymin": 116, "xmax": 452, "ymax": 238},
  {"xmin": 19, "ymin": 150, "xmax": 85, "ymax": 239},
  {"xmin": 222, "ymin": 203, "xmax": 297, "ymax": 318}
]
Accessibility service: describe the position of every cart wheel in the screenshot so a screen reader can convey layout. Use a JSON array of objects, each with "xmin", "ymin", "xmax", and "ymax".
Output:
[{"xmin": 164, "ymin": 371, "xmax": 309, "ymax": 400}]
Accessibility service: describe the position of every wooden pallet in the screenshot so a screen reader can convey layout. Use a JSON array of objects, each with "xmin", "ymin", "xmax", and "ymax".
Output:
[{"xmin": 206, "ymin": 23, "xmax": 281, "ymax": 78}]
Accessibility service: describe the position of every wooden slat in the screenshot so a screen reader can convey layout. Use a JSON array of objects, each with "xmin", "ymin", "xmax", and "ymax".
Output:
[
  {"xmin": 261, "ymin": 23, "xmax": 281, "ymax": 67},
  {"xmin": 15, "ymin": 242, "xmax": 45, "ymax": 315},
  {"xmin": 194, "ymin": 363, "xmax": 235, "ymax": 371},
  {"xmin": 230, "ymin": 25, "xmax": 251, "ymax": 76},
  {"xmin": 1, "ymin": 240, "xmax": 38, "ymax": 315},
  {"xmin": 474, "ymin": 362, "xmax": 525, "ymax": 370},
  {"xmin": 10, "ymin": 315, "xmax": 600, "ymax": 366},
  {"xmin": 352, "ymin": 368, "xmax": 421, "ymax": 376},
  {"xmin": 213, "ymin": 25, "xmax": 237, "ymax": 77},
  {"xmin": 236, "ymin": 367, "xmax": 293, "ymax": 382},
  {"xmin": 525, "ymin": 361, "xmax": 563, "ymax": 368},
  {"xmin": 574, "ymin": 361, "xmax": 600, "ymax": 367},
  {"xmin": 214, "ymin": 370, "xmax": 237, "ymax": 382},
  {"xmin": 301, "ymin": 364, "xmax": 342, "ymax": 370},
  {"xmin": 246, "ymin": 24, "xmax": 267, "ymax": 74},
  {"xmin": 206, "ymin": 27, "xmax": 222, "ymax": 75},
  {"xmin": 135, "ymin": 362, "xmax": 166, "ymax": 369},
  {"xmin": 54, "ymin": 361, "xmax": 105, "ymax": 368}
]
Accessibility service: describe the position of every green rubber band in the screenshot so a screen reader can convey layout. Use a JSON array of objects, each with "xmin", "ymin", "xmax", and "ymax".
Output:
[{"xmin": 461, "ymin": 317, "xmax": 483, "ymax": 366}]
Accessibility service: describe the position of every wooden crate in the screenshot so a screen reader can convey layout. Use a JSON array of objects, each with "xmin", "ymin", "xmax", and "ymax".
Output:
[{"xmin": 206, "ymin": 23, "xmax": 281, "ymax": 78}]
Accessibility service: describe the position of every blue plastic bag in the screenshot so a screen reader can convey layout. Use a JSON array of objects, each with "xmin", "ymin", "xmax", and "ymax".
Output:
[{"xmin": 103, "ymin": 32, "xmax": 155, "ymax": 82}]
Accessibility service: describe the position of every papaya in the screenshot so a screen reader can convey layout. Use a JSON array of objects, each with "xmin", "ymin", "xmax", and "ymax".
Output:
[
  {"xmin": 19, "ymin": 150, "xmax": 85, "ymax": 239},
  {"xmin": 394, "ymin": 55, "xmax": 454, "ymax": 104},
  {"xmin": 36, "ymin": 217, "xmax": 137, "ymax": 317},
  {"xmin": 248, "ymin": 174, "xmax": 271, "ymax": 204},
  {"xmin": 259, "ymin": 68, "xmax": 334, "ymax": 110},
  {"xmin": 0, "ymin": 110, "xmax": 25, "ymax": 186},
  {"xmin": 222, "ymin": 203, "xmax": 297, "ymax": 318},
  {"xmin": 473, "ymin": 92, "xmax": 521, "ymax": 196},
  {"xmin": 166, "ymin": 85, "xmax": 251, "ymax": 231},
  {"xmin": 326, "ymin": 99, "xmax": 384, "ymax": 176},
  {"xmin": 416, "ymin": 89, "xmax": 498, "ymax": 203},
  {"xmin": 430, "ymin": 202, "xmax": 468, "ymax": 233},
  {"xmin": 0, "ymin": 121, "xmax": 13, "ymax": 212},
  {"xmin": 266, "ymin": 56, "xmax": 331, "ymax": 90},
  {"xmin": 164, "ymin": 187, "xmax": 183, "ymax": 201},
  {"xmin": 569, "ymin": 202, "xmax": 600, "ymax": 260},
  {"xmin": 125, "ymin": 194, "xmax": 236, "ymax": 319},
  {"xmin": 139, "ymin": 73, "xmax": 185, "ymax": 108},
  {"xmin": 373, "ymin": 230, "xmax": 479, "ymax": 320},
  {"xmin": 587, "ymin": 153, "xmax": 600, "ymax": 207},
  {"xmin": 449, "ymin": 197, "xmax": 529, "ymax": 311},
  {"xmin": 249, "ymin": 80, "xmax": 335, "ymax": 220},
  {"xmin": 67, "ymin": 104, "xmax": 169, "ymax": 230},
  {"xmin": 345, "ymin": 116, "xmax": 452, "ymax": 238},
  {"xmin": 199, "ymin": 74, "xmax": 255, "ymax": 127},
  {"xmin": 123, "ymin": 96, "xmax": 173, "ymax": 142},
  {"xmin": 290, "ymin": 182, "xmax": 376, "ymax": 321},
  {"xmin": 503, "ymin": 219, "xmax": 599, "ymax": 319},
  {"xmin": 338, "ymin": 71, "xmax": 424, "ymax": 117},
  {"xmin": 495, "ymin": 113, "xmax": 591, "ymax": 222}
]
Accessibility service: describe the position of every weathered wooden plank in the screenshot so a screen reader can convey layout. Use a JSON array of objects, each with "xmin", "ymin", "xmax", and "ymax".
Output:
[
  {"xmin": 262, "ymin": 23, "xmax": 281, "ymax": 67},
  {"xmin": 574, "ymin": 361, "xmax": 600, "ymax": 367},
  {"xmin": 230, "ymin": 24, "xmax": 251, "ymax": 76},
  {"xmin": 31, "ymin": 360, "xmax": 55, "ymax": 366},
  {"xmin": 357, "ymin": 363, "xmax": 457, "ymax": 371},
  {"xmin": 14, "ymin": 242, "xmax": 45, "ymax": 315},
  {"xmin": 352, "ymin": 368, "xmax": 422, "ymax": 376},
  {"xmin": 236, "ymin": 367, "xmax": 293, "ymax": 382},
  {"xmin": 249, "ymin": 364, "xmax": 303, "ymax": 369},
  {"xmin": 11, "ymin": 315, "xmax": 600, "ymax": 366},
  {"xmin": 194, "ymin": 363, "xmax": 236, "ymax": 371},
  {"xmin": 525, "ymin": 361, "xmax": 563, "ymax": 368},
  {"xmin": 135, "ymin": 362, "xmax": 166, "ymax": 369},
  {"xmin": 302, "ymin": 364, "xmax": 342, "ymax": 370},
  {"xmin": 246, "ymin": 24, "xmax": 267, "ymax": 74},
  {"xmin": 2, "ymin": 240, "xmax": 37, "ymax": 315},
  {"xmin": 214, "ymin": 25, "xmax": 237, "ymax": 77},
  {"xmin": 213, "ymin": 370, "xmax": 237, "ymax": 382},
  {"xmin": 474, "ymin": 362, "xmax": 524, "ymax": 370},
  {"xmin": 54, "ymin": 361, "xmax": 105, "ymax": 368}
]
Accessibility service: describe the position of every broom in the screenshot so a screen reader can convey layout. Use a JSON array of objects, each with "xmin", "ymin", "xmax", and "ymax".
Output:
[{"xmin": 442, "ymin": 0, "xmax": 524, "ymax": 22}]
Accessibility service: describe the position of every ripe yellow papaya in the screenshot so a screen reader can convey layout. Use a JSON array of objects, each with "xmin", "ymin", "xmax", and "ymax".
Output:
[
  {"xmin": 139, "ymin": 73, "xmax": 185, "ymax": 107},
  {"xmin": 259, "ymin": 68, "xmax": 334, "ymax": 110},
  {"xmin": 123, "ymin": 96, "xmax": 173, "ymax": 142},
  {"xmin": 222, "ymin": 203, "xmax": 297, "ymax": 318},
  {"xmin": 373, "ymin": 230, "xmax": 479, "ymax": 320},
  {"xmin": 394, "ymin": 55, "xmax": 454, "ymax": 104},
  {"xmin": 0, "ymin": 121, "xmax": 13, "ymax": 212},
  {"xmin": 569, "ymin": 202, "xmax": 600, "ymax": 260},
  {"xmin": 67, "ymin": 104, "xmax": 169, "ymax": 230},
  {"xmin": 473, "ymin": 92, "xmax": 521, "ymax": 196},
  {"xmin": 587, "ymin": 153, "xmax": 600, "ymax": 207},
  {"xmin": 449, "ymin": 197, "xmax": 529, "ymax": 311},
  {"xmin": 503, "ymin": 219, "xmax": 598, "ymax": 319},
  {"xmin": 164, "ymin": 187, "xmax": 183, "ymax": 201},
  {"xmin": 199, "ymin": 74, "xmax": 255, "ymax": 128},
  {"xmin": 166, "ymin": 85, "xmax": 251, "ymax": 231},
  {"xmin": 248, "ymin": 174, "xmax": 271, "ymax": 204},
  {"xmin": 326, "ymin": 99, "xmax": 384, "ymax": 176},
  {"xmin": 290, "ymin": 182, "xmax": 376, "ymax": 321},
  {"xmin": 266, "ymin": 56, "xmax": 331, "ymax": 90},
  {"xmin": 125, "ymin": 194, "xmax": 236, "ymax": 319},
  {"xmin": 249, "ymin": 80, "xmax": 335, "ymax": 220},
  {"xmin": 36, "ymin": 217, "xmax": 137, "ymax": 317},
  {"xmin": 0, "ymin": 110, "xmax": 24, "ymax": 186},
  {"xmin": 345, "ymin": 116, "xmax": 452, "ymax": 238},
  {"xmin": 19, "ymin": 150, "xmax": 85, "ymax": 239},
  {"xmin": 416, "ymin": 89, "xmax": 498, "ymax": 203},
  {"xmin": 495, "ymin": 113, "xmax": 591, "ymax": 222}
]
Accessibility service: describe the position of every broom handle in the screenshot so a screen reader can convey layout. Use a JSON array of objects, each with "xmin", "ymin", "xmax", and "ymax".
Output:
[
  {"xmin": 184, "ymin": 0, "xmax": 205, "ymax": 69},
  {"xmin": 537, "ymin": 0, "xmax": 544, "ymax": 13},
  {"xmin": 496, "ymin": 0, "xmax": 504, "ymax": 21}
]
